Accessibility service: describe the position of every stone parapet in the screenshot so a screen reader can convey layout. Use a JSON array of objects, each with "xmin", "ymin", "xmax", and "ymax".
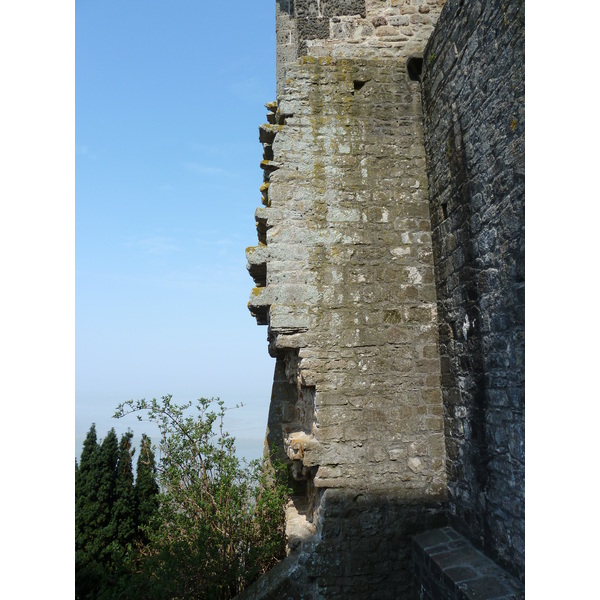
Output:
[{"xmin": 277, "ymin": 1, "xmax": 446, "ymax": 75}]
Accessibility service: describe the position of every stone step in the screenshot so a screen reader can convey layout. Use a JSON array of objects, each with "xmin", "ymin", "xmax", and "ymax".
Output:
[{"xmin": 412, "ymin": 527, "xmax": 524, "ymax": 600}]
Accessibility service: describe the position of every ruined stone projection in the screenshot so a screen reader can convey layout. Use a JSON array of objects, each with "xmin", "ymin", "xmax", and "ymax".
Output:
[{"xmin": 243, "ymin": 1, "xmax": 524, "ymax": 598}]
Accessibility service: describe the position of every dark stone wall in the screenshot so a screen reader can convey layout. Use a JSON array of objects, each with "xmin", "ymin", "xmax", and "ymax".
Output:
[
  {"xmin": 306, "ymin": 491, "xmax": 447, "ymax": 600},
  {"xmin": 420, "ymin": 0, "xmax": 525, "ymax": 582},
  {"xmin": 236, "ymin": 490, "xmax": 447, "ymax": 600}
]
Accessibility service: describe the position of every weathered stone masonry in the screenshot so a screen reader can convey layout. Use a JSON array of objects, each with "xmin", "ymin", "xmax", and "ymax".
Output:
[
  {"xmin": 419, "ymin": 0, "xmax": 525, "ymax": 586},
  {"xmin": 243, "ymin": 1, "xmax": 524, "ymax": 598}
]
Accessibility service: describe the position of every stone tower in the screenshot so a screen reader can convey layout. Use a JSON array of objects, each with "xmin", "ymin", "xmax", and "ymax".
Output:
[{"xmin": 243, "ymin": 1, "xmax": 524, "ymax": 598}]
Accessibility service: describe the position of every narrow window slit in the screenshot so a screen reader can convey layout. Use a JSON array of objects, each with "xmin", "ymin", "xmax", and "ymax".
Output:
[{"xmin": 442, "ymin": 202, "xmax": 448, "ymax": 220}]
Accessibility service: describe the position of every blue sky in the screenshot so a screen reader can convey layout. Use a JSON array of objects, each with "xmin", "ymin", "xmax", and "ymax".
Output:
[{"xmin": 76, "ymin": 1, "xmax": 277, "ymax": 461}]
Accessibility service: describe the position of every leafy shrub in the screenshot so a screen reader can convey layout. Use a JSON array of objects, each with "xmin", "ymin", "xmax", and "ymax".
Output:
[{"xmin": 113, "ymin": 395, "xmax": 289, "ymax": 600}]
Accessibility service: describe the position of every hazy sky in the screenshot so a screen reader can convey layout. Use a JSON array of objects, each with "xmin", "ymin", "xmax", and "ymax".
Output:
[{"xmin": 76, "ymin": 1, "xmax": 277, "ymax": 461}]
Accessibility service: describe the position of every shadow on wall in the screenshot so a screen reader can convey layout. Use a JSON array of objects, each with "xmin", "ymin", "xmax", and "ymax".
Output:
[
  {"xmin": 421, "ymin": 0, "xmax": 525, "ymax": 583},
  {"xmin": 236, "ymin": 488, "xmax": 448, "ymax": 600}
]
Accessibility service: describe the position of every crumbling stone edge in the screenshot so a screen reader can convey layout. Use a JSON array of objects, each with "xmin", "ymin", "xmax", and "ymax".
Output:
[{"xmin": 233, "ymin": 539, "xmax": 318, "ymax": 600}]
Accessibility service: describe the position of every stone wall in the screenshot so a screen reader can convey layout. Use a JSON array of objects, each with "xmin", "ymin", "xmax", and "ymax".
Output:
[
  {"xmin": 251, "ymin": 56, "xmax": 448, "ymax": 498},
  {"xmin": 238, "ymin": 491, "xmax": 447, "ymax": 600},
  {"xmin": 242, "ymin": 0, "xmax": 524, "ymax": 596},
  {"xmin": 247, "ymin": 3, "xmax": 449, "ymax": 590},
  {"xmin": 421, "ymin": 0, "xmax": 525, "ymax": 582},
  {"xmin": 275, "ymin": 0, "xmax": 445, "ymax": 91}
]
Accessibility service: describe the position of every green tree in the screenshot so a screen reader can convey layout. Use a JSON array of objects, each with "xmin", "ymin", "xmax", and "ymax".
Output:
[
  {"xmin": 106, "ymin": 431, "xmax": 137, "ymax": 573},
  {"xmin": 76, "ymin": 427, "xmax": 142, "ymax": 599},
  {"xmin": 114, "ymin": 431, "xmax": 137, "ymax": 547},
  {"xmin": 76, "ymin": 424, "xmax": 102, "ymax": 599},
  {"xmin": 93, "ymin": 428, "xmax": 119, "ymax": 571},
  {"xmin": 135, "ymin": 433, "xmax": 159, "ymax": 539},
  {"xmin": 114, "ymin": 395, "xmax": 289, "ymax": 600}
]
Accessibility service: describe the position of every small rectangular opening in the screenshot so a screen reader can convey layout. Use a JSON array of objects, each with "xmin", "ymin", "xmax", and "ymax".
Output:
[{"xmin": 407, "ymin": 56, "xmax": 424, "ymax": 82}]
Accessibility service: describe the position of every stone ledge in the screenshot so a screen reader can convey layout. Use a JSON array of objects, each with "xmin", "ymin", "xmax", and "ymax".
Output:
[{"xmin": 412, "ymin": 527, "xmax": 524, "ymax": 600}]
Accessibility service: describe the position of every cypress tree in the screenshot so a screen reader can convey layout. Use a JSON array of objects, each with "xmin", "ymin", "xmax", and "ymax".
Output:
[
  {"xmin": 93, "ymin": 427, "xmax": 119, "ymax": 569},
  {"xmin": 135, "ymin": 433, "xmax": 159, "ymax": 539},
  {"xmin": 76, "ymin": 426, "xmax": 163, "ymax": 599},
  {"xmin": 76, "ymin": 424, "xmax": 99, "ymax": 533},
  {"xmin": 75, "ymin": 424, "xmax": 101, "ymax": 599},
  {"xmin": 111, "ymin": 432, "xmax": 137, "ymax": 561}
]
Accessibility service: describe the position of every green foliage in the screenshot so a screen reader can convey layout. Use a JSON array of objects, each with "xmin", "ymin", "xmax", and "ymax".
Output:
[
  {"xmin": 75, "ymin": 396, "xmax": 288, "ymax": 599},
  {"xmin": 75, "ymin": 426, "xmax": 160, "ymax": 599},
  {"xmin": 114, "ymin": 395, "xmax": 290, "ymax": 600},
  {"xmin": 95, "ymin": 429, "xmax": 119, "ymax": 566},
  {"xmin": 111, "ymin": 432, "xmax": 137, "ymax": 565},
  {"xmin": 76, "ymin": 424, "xmax": 102, "ymax": 598},
  {"xmin": 135, "ymin": 433, "xmax": 159, "ymax": 540}
]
